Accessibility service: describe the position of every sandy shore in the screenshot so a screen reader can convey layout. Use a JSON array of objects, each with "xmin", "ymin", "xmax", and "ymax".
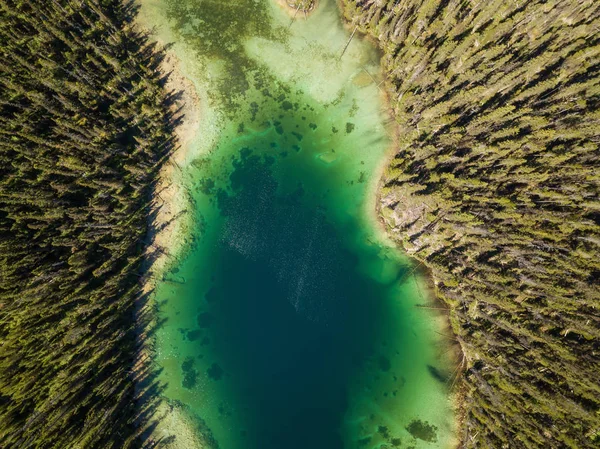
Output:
[
  {"xmin": 146, "ymin": 51, "xmax": 199, "ymax": 277},
  {"xmin": 132, "ymin": 10, "xmax": 207, "ymax": 446}
]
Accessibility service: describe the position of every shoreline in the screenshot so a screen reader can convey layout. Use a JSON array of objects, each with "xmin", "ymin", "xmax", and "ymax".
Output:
[
  {"xmin": 132, "ymin": 8, "xmax": 207, "ymax": 447},
  {"xmin": 341, "ymin": 1, "xmax": 466, "ymax": 446},
  {"xmin": 146, "ymin": 53, "xmax": 201, "ymax": 278},
  {"xmin": 367, "ymin": 83, "xmax": 465, "ymax": 449}
]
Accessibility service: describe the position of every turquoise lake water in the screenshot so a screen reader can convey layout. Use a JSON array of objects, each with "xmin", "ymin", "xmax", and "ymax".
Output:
[{"xmin": 137, "ymin": 0, "xmax": 455, "ymax": 447}]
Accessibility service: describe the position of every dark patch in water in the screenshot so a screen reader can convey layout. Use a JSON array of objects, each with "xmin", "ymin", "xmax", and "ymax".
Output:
[
  {"xmin": 406, "ymin": 419, "xmax": 438, "ymax": 442},
  {"xmin": 239, "ymin": 146, "xmax": 253, "ymax": 159},
  {"xmin": 182, "ymin": 357, "xmax": 194, "ymax": 372},
  {"xmin": 332, "ymin": 126, "xmax": 339, "ymax": 133},
  {"xmin": 378, "ymin": 426, "xmax": 390, "ymax": 438},
  {"xmin": 249, "ymin": 102, "xmax": 259, "ymax": 121},
  {"xmin": 182, "ymin": 357, "xmax": 198, "ymax": 389},
  {"xmin": 346, "ymin": 122, "xmax": 355, "ymax": 133},
  {"xmin": 309, "ymin": 123, "xmax": 317, "ymax": 130},
  {"xmin": 281, "ymin": 100, "xmax": 293, "ymax": 111},
  {"xmin": 378, "ymin": 355, "xmax": 391, "ymax": 372},
  {"xmin": 198, "ymin": 177, "xmax": 216, "ymax": 195},
  {"xmin": 187, "ymin": 329, "xmax": 203, "ymax": 341},
  {"xmin": 291, "ymin": 131, "xmax": 303, "ymax": 141},
  {"xmin": 428, "ymin": 364, "xmax": 450, "ymax": 383},
  {"xmin": 208, "ymin": 363, "xmax": 224, "ymax": 381},
  {"xmin": 357, "ymin": 436, "xmax": 371, "ymax": 446},
  {"xmin": 274, "ymin": 121, "xmax": 284, "ymax": 135}
]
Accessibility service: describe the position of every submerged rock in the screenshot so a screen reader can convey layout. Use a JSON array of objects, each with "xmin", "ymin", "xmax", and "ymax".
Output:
[{"xmin": 406, "ymin": 419, "xmax": 438, "ymax": 443}]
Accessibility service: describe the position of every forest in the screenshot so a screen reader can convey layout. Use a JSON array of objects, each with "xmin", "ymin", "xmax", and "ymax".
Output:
[
  {"xmin": 1, "ymin": 0, "xmax": 598, "ymax": 448},
  {"xmin": 341, "ymin": 0, "xmax": 600, "ymax": 448},
  {"xmin": 0, "ymin": 0, "xmax": 175, "ymax": 447}
]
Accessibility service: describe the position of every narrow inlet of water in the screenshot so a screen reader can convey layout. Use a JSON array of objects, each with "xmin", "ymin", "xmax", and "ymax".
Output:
[{"xmin": 137, "ymin": 1, "xmax": 455, "ymax": 448}]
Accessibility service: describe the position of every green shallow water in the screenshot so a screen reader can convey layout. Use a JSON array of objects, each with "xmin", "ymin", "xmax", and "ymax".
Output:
[{"xmin": 138, "ymin": 0, "xmax": 455, "ymax": 448}]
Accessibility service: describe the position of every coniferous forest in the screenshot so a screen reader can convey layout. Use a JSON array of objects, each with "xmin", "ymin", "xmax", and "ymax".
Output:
[
  {"xmin": 341, "ymin": 0, "xmax": 600, "ymax": 448},
  {"xmin": 0, "ymin": 0, "xmax": 175, "ymax": 447},
  {"xmin": 1, "ymin": 0, "xmax": 599, "ymax": 448}
]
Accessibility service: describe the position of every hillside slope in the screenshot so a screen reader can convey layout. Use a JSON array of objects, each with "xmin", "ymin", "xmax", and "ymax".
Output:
[{"xmin": 341, "ymin": 0, "xmax": 600, "ymax": 447}]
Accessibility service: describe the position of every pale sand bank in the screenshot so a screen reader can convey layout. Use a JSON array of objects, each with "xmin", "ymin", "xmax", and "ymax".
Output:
[
  {"xmin": 132, "ymin": 10, "xmax": 207, "ymax": 447},
  {"xmin": 147, "ymin": 51, "xmax": 199, "ymax": 276},
  {"xmin": 144, "ymin": 401, "xmax": 216, "ymax": 449}
]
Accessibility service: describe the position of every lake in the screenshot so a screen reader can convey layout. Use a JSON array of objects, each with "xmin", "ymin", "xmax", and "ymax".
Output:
[{"xmin": 137, "ymin": 0, "xmax": 455, "ymax": 447}]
